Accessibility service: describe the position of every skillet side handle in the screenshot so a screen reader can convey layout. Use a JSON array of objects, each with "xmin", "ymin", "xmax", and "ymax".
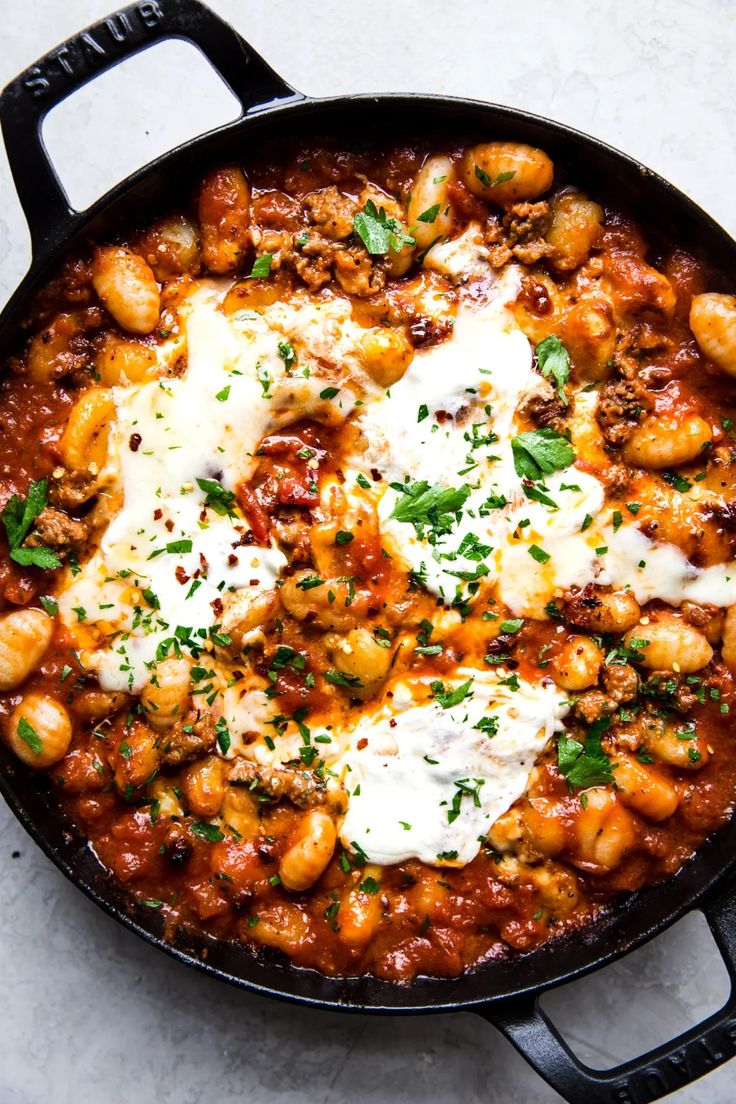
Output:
[
  {"xmin": 477, "ymin": 880, "xmax": 736, "ymax": 1104},
  {"xmin": 0, "ymin": 0, "xmax": 302, "ymax": 257}
]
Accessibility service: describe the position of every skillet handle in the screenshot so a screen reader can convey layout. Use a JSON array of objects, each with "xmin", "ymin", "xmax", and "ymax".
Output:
[
  {"xmin": 479, "ymin": 879, "xmax": 736, "ymax": 1104},
  {"xmin": 0, "ymin": 0, "xmax": 302, "ymax": 257}
]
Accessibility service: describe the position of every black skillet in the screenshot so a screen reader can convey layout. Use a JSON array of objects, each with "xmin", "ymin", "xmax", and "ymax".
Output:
[{"xmin": 1, "ymin": 3, "xmax": 735, "ymax": 1100}]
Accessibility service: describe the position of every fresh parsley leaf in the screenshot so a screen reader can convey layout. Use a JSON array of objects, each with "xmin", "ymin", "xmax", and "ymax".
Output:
[
  {"xmin": 499, "ymin": 618, "xmax": 523, "ymax": 634},
  {"xmin": 511, "ymin": 428, "xmax": 575, "ymax": 481},
  {"xmin": 662, "ymin": 470, "xmax": 692, "ymax": 494},
  {"xmin": 215, "ymin": 385, "xmax": 230, "ymax": 402},
  {"xmin": 2, "ymin": 479, "xmax": 48, "ymax": 550},
  {"xmin": 431, "ymin": 677, "xmax": 474, "ymax": 708},
  {"xmin": 447, "ymin": 777, "xmax": 484, "ymax": 822},
  {"xmin": 474, "ymin": 164, "xmax": 491, "ymax": 187},
  {"xmin": 320, "ymin": 386, "xmax": 340, "ymax": 401},
  {"xmin": 248, "ymin": 253, "xmax": 273, "ymax": 279},
  {"xmin": 190, "ymin": 821, "xmax": 225, "ymax": 843},
  {"xmin": 215, "ymin": 717, "xmax": 231, "ymax": 755},
  {"xmin": 335, "ymin": 530, "xmax": 354, "ymax": 546},
  {"xmin": 17, "ymin": 716, "xmax": 42, "ymax": 756},
  {"xmin": 474, "ymin": 716, "xmax": 499, "ymax": 737},
  {"xmin": 142, "ymin": 587, "xmax": 160, "ymax": 609},
  {"xmin": 2, "ymin": 479, "xmax": 60, "ymax": 570},
  {"xmin": 325, "ymin": 669, "xmax": 363, "ymax": 689},
  {"xmin": 557, "ymin": 718, "xmax": 615, "ymax": 789},
  {"xmin": 10, "ymin": 547, "xmax": 61, "ymax": 569},
  {"xmin": 296, "ymin": 574, "xmax": 324, "ymax": 590},
  {"xmin": 528, "ymin": 544, "xmax": 550, "ymax": 564},
  {"xmin": 39, "ymin": 595, "xmax": 58, "ymax": 617},
  {"xmin": 536, "ymin": 335, "xmax": 571, "ymax": 404},
  {"xmin": 278, "ymin": 341, "xmax": 296, "ymax": 371},
  {"xmin": 474, "ymin": 165, "xmax": 516, "ymax": 189},
  {"xmin": 390, "ymin": 480, "xmax": 471, "ymax": 541},
  {"xmin": 417, "ymin": 203, "xmax": 441, "ymax": 224},
  {"xmin": 523, "ymin": 482, "xmax": 558, "ymax": 509},
  {"xmin": 353, "ymin": 199, "xmax": 415, "ymax": 256},
  {"xmin": 196, "ymin": 477, "xmax": 237, "ymax": 517}
]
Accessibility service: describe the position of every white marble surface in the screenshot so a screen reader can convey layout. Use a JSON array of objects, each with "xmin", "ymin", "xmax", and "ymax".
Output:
[{"xmin": 0, "ymin": 2, "xmax": 735, "ymax": 1101}]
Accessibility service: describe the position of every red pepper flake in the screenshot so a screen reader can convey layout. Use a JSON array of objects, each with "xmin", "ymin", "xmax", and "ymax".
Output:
[
  {"xmin": 165, "ymin": 519, "xmax": 174, "ymax": 532},
  {"xmin": 389, "ymin": 718, "xmax": 397, "ymax": 728},
  {"xmin": 357, "ymin": 737, "xmax": 368, "ymax": 750},
  {"xmin": 153, "ymin": 508, "xmax": 163, "ymax": 521},
  {"xmin": 370, "ymin": 468, "xmax": 383, "ymax": 482},
  {"xmin": 211, "ymin": 597, "xmax": 223, "ymax": 616},
  {"xmin": 175, "ymin": 566, "xmax": 190, "ymax": 585},
  {"xmin": 249, "ymin": 578, "xmax": 261, "ymax": 587},
  {"xmin": 227, "ymin": 554, "xmax": 239, "ymax": 566},
  {"xmin": 129, "ymin": 433, "xmax": 142, "ymax": 452}
]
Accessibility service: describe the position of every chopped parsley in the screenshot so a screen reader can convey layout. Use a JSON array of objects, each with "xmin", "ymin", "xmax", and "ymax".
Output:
[
  {"xmin": 511, "ymin": 428, "xmax": 575, "ymax": 481},
  {"xmin": 448, "ymin": 777, "xmax": 484, "ymax": 823},
  {"xmin": 662, "ymin": 470, "xmax": 692, "ymax": 494},
  {"xmin": 215, "ymin": 717, "xmax": 231, "ymax": 755},
  {"xmin": 1, "ymin": 479, "xmax": 61, "ymax": 570},
  {"xmin": 474, "ymin": 716, "xmax": 499, "ymax": 737},
  {"xmin": 325, "ymin": 669, "xmax": 363, "ymax": 689},
  {"xmin": 353, "ymin": 199, "xmax": 415, "ymax": 255},
  {"xmin": 248, "ymin": 253, "xmax": 273, "ymax": 279},
  {"xmin": 431, "ymin": 677, "xmax": 474, "ymax": 708},
  {"xmin": 528, "ymin": 544, "xmax": 551, "ymax": 564},
  {"xmin": 417, "ymin": 203, "xmax": 441, "ymax": 224},
  {"xmin": 196, "ymin": 477, "xmax": 237, "ymax": 517},
  {"xmin": 536, "ymin": 335, "xmax": 571, "ymax": 404},
  {"xmin": 190, "ymin": 821, "xmax": 225, "ymax": 843},
  {"xmin": 389, "ymin": 480, "xmax": 471, "ymax": 541},
  {"xmin": 557, "ymin": 718, "xmax": 615, "ymax": 790},
  {"xmin": 474, "ymin": 165, "xmax": 516, "ymax": 189},
  {"xmin": 17, "ymin": 717, "xmax": 42, "ymax": 756},
  {"xmin": 277, "ymin": 341, "xmax": 296, "ymax": 372}
]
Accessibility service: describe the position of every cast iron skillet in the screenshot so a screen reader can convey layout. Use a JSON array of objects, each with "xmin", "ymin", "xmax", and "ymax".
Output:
[{"xmin": 1, "ymin": 2, "xmax": 736, "ymax": 1100}]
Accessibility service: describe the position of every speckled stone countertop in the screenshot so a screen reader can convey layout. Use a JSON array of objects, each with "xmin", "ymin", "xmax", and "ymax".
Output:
[{"xmin": 0, "ymin": 3, "xmax": 735, "ymax": 1101}]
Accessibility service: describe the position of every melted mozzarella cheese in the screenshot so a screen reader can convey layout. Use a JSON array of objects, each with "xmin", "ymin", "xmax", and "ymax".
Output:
[
  {"xmin": 424, "ymin": 222, "xmax": 491, "ymax": 283},
  {"xmin": 337, "ymin": 670, "xmax": 568, "ymax": 865},
  {"xmin": 222, "ymin": 667, "xmax": 568, "ymax": 867},
  {"xmin": 59, "ymin": 285, "xmax": 367, "ymax": 690},
  {"xmin": 600, "ymin": 523, "xmax": 736, "ymax": 606},
  {"xmin": 351, "ymin": 267, "xmax": 736, "ymax": 618}
]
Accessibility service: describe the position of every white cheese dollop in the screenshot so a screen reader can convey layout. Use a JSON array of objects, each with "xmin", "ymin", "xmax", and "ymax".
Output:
[
  {"xmin": 337, "ymin": 670, "xmax": 568, "ymax": 866},
  {"xmin": 59, "ymin": 286, "xmax": 366, "ymax": 690}
]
